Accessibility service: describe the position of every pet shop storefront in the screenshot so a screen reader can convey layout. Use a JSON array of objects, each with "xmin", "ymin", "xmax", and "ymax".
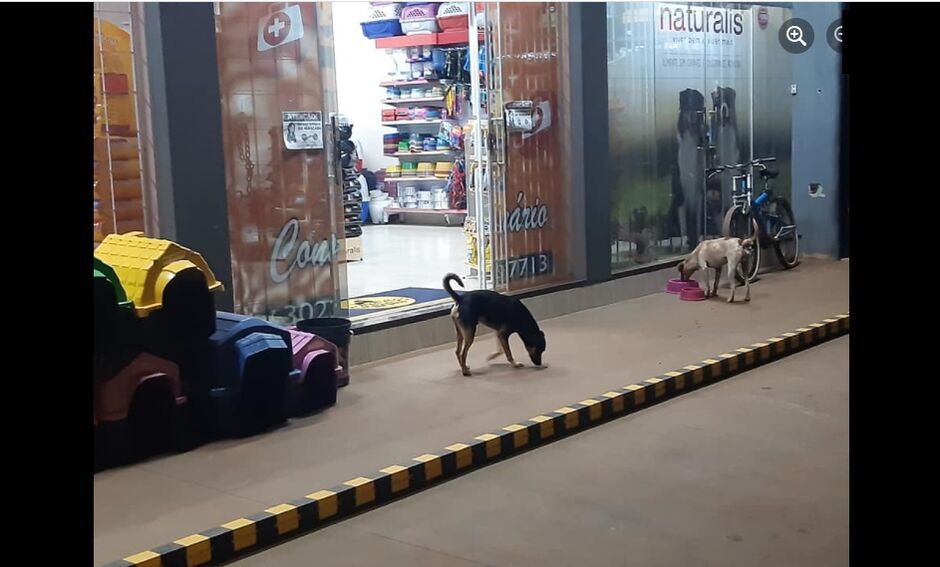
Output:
[
  {"xmin": 607, "ymin": 2, "xmax": 794, "ymax": 271},
  {"xmin": 123, "ymin": 2, "xmax": 800, "ymax": 335},
  {"xmin": 209, "ymin": 2, "xmax": 585, "ymax": 328}
]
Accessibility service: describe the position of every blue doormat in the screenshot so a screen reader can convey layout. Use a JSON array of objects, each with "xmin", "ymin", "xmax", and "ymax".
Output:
[{"xmin": 341, "ymin": 287, "xmax": 454, "ymax": 317}]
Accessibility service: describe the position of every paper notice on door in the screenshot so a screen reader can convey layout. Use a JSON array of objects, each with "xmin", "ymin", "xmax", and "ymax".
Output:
[{"xmin": 282, "ymin": 111, "xmax": 323, "ymax": 150}]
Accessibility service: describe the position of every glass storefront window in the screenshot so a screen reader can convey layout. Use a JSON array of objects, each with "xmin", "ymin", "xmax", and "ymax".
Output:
[{"xmin": 607, "ymin": 2, "xmax": 792, "ymax": 271}]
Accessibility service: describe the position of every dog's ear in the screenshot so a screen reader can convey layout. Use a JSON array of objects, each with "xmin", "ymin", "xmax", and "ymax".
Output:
[{"xmin": 677, "ymin": 261, "xmax": 686, "ymax": 280}]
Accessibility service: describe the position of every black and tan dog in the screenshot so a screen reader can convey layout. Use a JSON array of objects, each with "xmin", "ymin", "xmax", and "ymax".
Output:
[{"xmin": 443, "ymin": 273, "xmax": 546, "ymax": 376}]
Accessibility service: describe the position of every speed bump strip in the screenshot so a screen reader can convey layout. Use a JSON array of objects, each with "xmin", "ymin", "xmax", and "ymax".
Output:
[{"xmin": 101, "ymin": 313, "xmax": 848, "ymax": 567}]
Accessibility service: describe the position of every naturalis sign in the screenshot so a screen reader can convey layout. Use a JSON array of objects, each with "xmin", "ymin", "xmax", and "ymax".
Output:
[
  {"xmin": 654, "ymin": 3, "xmax": 751, "ymax": 79},
  {"xmin": 269, "ymin": 218, "xmax": 338, "ymax": 284},
  {"xmin": 657, "ymin": 4, "xmax": 745, "ymax": 36}
]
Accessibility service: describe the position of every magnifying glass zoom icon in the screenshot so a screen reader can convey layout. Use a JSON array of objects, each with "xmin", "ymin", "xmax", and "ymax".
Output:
[{"xmin": 786, "ymin": 25, "xmax": 807, "ymax": 47}]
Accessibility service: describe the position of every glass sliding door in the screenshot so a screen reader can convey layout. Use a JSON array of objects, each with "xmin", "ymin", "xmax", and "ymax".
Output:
[
  {"xmin": 485, "ymin": 2, "xmax": 580, "ymax": 292},
  {"xmin": 214, "ymin": 2, "xmax": 346, "ymax": 323}
]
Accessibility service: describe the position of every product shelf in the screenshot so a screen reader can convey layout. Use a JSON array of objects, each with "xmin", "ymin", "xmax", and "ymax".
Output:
[
  {"xmin": 381, "ymin": 97, "xmax": 446, "ymax": 105},
  {"xmin": 392, "ymin": 150, "xmax": 456, "ymax": 158},
  {"xmin": 375, "ymin": 30, "xmax": 485, "ymax": 49},
  {"xmin": 387, "ymin": 207, "xmax": 467, "ymax": 215},
  {"xmin": 384, "ymin": 176, "xmax": 450, "ymax": 183},
  {"xmin": 382, "ymin": 119, "xmax": 444, "ymax": 127},
  {"xmin": 379, "ymin": 79, "xmax": 441, "ymax": 88}
]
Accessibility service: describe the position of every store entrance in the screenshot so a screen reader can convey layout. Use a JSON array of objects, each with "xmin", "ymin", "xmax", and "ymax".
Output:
[{"xmin": 331, "ymin": 2, "xmax": 489, "ymax": 325}]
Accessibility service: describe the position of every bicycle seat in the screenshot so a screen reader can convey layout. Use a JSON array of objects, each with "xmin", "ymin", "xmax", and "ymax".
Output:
[{"xmin": 759, "ymin": 169, "xmax": 779, "ymax": 180}]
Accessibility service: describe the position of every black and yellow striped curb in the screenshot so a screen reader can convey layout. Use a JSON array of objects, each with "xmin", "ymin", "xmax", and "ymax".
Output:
[{"xmin": 102, "ymin": 312, "xmax": 848, "ymax": 567}]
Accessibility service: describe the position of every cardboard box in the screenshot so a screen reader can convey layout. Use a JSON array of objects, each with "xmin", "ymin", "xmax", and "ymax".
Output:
[{"xmin": 340, "ymin": 236, "xmax": 363, "ymax": 262}]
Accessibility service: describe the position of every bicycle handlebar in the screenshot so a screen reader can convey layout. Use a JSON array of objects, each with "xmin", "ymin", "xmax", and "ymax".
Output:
[{"xmin": 706, "ymin": 157, "xmax": 777, "ymax": 178}]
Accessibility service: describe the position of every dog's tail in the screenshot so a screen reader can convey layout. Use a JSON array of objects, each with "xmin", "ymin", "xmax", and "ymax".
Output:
[{"xmin": 443, "ymin": 273, "xmax": 464, "ymax": 303}]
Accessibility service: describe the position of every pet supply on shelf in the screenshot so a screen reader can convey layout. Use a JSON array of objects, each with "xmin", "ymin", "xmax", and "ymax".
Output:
[
  {"xmin": 384, "ymin": 133, "xmax": 402, "ymax": 154},
  {"xmin": 417, "ymin": 189, "xmax": 433, "ymax": 209},
  {"xmin": 409, "ymin": 133, "xmax": 423, "ymax": 152},
  {"xmin": 361, "ymin": 3, "xmax": 404, "ymax": 39},
  {"xmin": 434, "ymin": 161, "xmax": 453, "ymax": 178},
  {"xmin": 432, "ymin": 188, "xmax": 448, "ymax": 209},
  {"xmin": 437, "ymin": 2, "xmax": 470, "ymax": 30},
  {"xmin": 404, "ymin": 45, "xmax": 431, "ymax": 62},
  {"xmin": 388, "ymin": 48, "xmax": 411, "ymax": 80},
  {"xmin": 382, "ymin": 109, "xmax": 397, "ymax": 122},
  {"xmin": 400, "ymin": 3, "xmax": 441, "ymax": 35},
  {"xmin": 403, "ymin": 189, "xmax": 419, "ymax": 208},
  {"xmin": 416, "ymin": 162, "xmax": 434, "ymax": 177}
]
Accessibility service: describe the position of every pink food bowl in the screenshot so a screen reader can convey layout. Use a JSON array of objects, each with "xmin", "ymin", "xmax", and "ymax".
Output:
[
  {"xmin": 666, "ymin": 278, "xmax": 700, "ymax": 294},
  {"xmin": 680, "ymin": 287, "xmax": 707, "ymax": 301}
]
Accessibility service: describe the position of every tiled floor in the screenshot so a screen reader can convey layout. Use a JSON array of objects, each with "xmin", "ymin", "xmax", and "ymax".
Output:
[{"xmin": 345, "ymin": 224, "xmax": 480, "ymax": 298}]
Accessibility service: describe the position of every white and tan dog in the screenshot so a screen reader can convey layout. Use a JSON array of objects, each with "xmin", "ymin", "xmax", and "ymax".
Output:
[{"xmin": 677, "ymin": 237, "xmax": 754, "ymax": 303}]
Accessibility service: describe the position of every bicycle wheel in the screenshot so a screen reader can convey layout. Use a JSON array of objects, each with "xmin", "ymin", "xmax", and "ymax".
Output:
[
  {"xmin": 722, "ymin": 205, "xmax": 760, "ymax": 283},
  {"xmin": 769, "ymin": 197, "xmax": 800, "ymax": 269}
]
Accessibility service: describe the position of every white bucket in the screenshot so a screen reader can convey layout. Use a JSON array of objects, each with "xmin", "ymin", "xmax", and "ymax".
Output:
[{"xmin": 369, "ymin": 197, "xmax": 392, "ymax": 224}]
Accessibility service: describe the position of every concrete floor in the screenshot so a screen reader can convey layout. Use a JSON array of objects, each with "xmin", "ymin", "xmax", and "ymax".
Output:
[
  {"xmin": 93, "ymin": 259, "xmax": 848, "ymax": 565},
  {"xmin": 235, "ymin": 336, "xmax": 849, "ymax": 567}
]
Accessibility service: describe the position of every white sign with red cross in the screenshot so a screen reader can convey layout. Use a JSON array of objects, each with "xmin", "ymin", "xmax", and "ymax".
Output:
[{"xmin": 257, "ymin": 5, "xmax": 304, "ymax": 53}]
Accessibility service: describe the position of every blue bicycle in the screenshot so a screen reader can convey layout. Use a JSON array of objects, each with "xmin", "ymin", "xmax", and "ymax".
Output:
[{"xmin": 707, "ymin": 157, "xmax": 800, "ymax": 283}]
